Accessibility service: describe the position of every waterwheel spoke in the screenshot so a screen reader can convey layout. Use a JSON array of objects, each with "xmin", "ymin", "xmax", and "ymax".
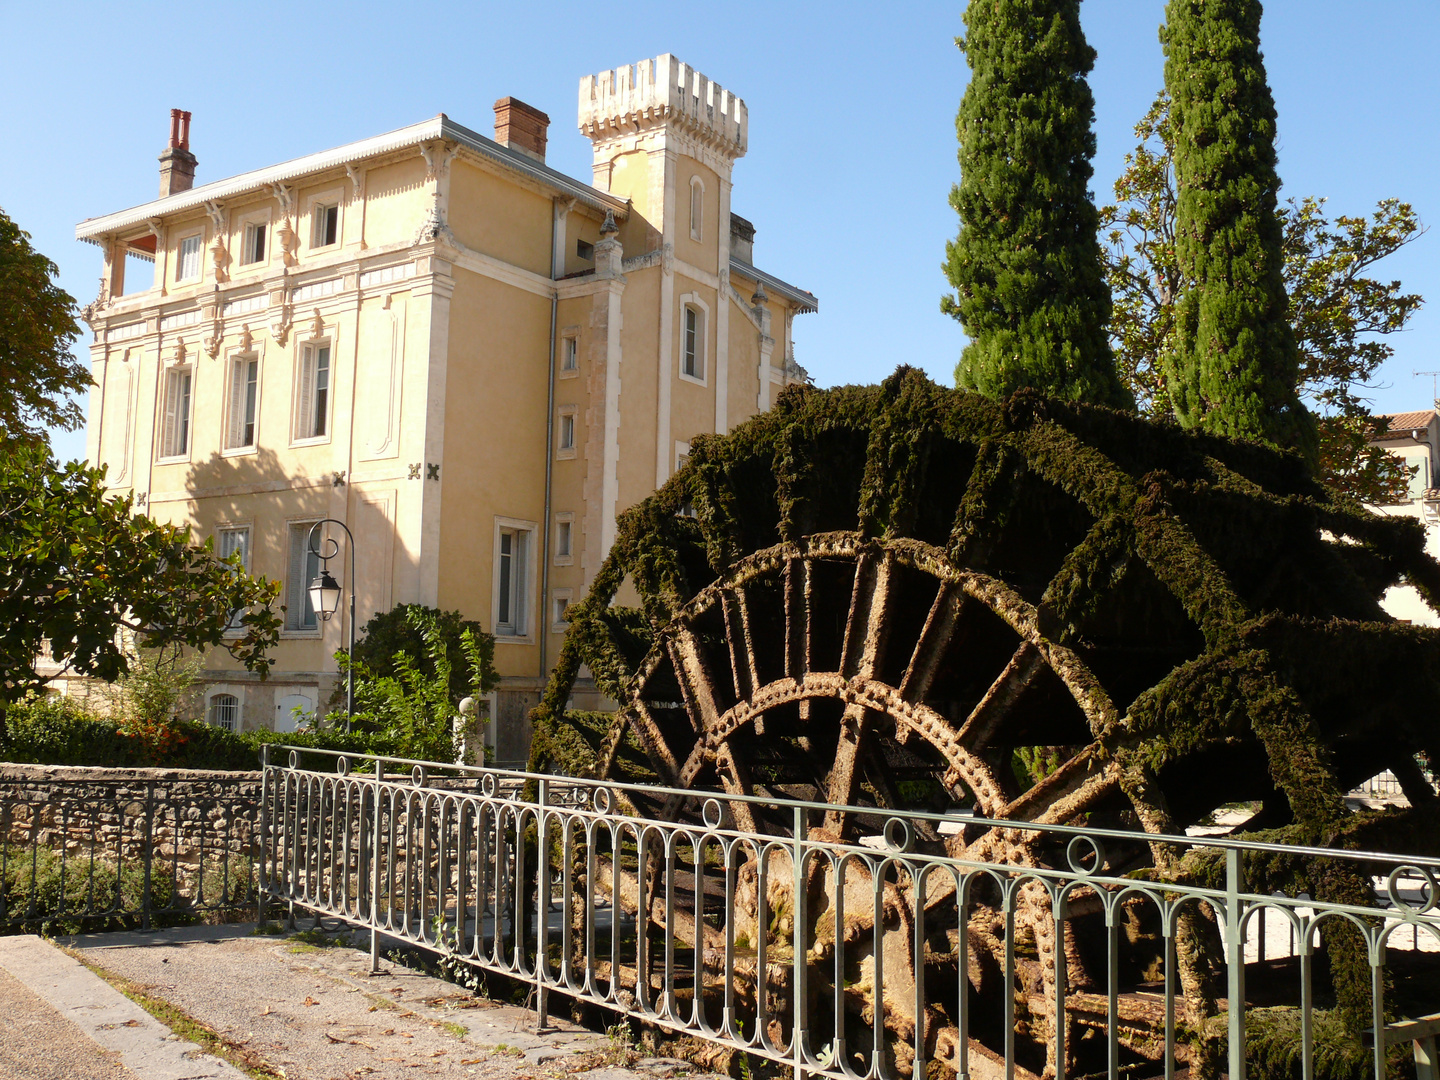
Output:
[
  {"xmin": 714, "ymin": 742, "xmax": 759, "ymax": 833},
  {"xmin": 955, "ymin": 640, "xmax": 1045, "ymax": 752},
  {"xmin": 826, "ymin": 556, "xmax": 895, "ymax": 830},
  {"xmin": 1002, "ymin": 750, "xmax": 1118, "ymax": 823},
  {"xmin": 824, "ymin": 702, "xmax": 872, "ymax": 831},
  {"xmin": 669, "ymin": 626, "xmax": 724, "ymax": 732},
  {"xmin": 784, "ymin": 555, "xmax": 809, "ymax": 681},
  {"xmin": 898, "ymin": 582, "xmax": 964, "ymax": 704},
  {"xmin": 720, "ymin": 589, "xmax": 762, "ymax": 731}
]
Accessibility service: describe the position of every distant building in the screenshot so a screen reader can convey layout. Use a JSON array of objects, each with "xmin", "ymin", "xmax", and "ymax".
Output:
[
  {"xmin": 1368, "ymin": 408, "xmax": 1440, "ymax": 626},
  {"xmin": 74, "ymin": 55, "xmax": 817, "ymax": 760}
]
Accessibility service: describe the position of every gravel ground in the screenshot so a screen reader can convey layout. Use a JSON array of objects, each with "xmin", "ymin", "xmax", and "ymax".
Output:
[
  {"xmin": 69, "ymin": 927, "xmax": 717, "ymax": 1080},
  {"xmin": 0, "ymin": 965, "xmax": 139, "ymax": 1080}
]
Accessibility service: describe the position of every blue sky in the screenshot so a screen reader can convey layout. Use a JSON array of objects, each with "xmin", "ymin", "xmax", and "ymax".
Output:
[{"xmin": 5, "ymin": 1, "xmax": 1438, "ymax": 464}]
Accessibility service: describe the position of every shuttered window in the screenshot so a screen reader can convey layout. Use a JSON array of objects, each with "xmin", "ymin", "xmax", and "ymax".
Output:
[
  {"xmin": 160, "ymin": 367, "xmax": 192, "ymax": 458},
  {"xmin": 496, "ymin": 526, "xmax": 530, "ymax": 636},
  {"xmin": 313, "ymin": 203, "xmax": 339, "ymax": 248},
  {"xmin": 242, "ymin": 221, "xmax": 266, "ymax": 264},
  {"xmin": 178, "ymin": 234, "xmax": 202, "ymax": 282},
  {"xmin": 296, "ymin": 343, "xmax": 331, "ymax": 440},
  {"xmin": 682, "ymin": 306, "xmax": 704, "ymax": 380},
  {"xmin": 226, "ymin": 356, "xmax": 259, "ymax": 449},
  {"xmin": 286, "ymin": 523, "xmax": 321, "ymax": 631}
]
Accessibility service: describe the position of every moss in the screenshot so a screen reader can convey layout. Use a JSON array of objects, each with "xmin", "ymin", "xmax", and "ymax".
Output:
[{"xmin": 532, "ymin": 367, "xmax": 1440, "ymax": 1029}]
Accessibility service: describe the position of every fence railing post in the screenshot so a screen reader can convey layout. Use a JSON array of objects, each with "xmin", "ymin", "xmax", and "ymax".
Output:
[
  {"xmin": 1226, "ymin": 847, "xmax": 1246, "ymax": 1080},
  {"xmin": 793, "ymin": 804, "xmax": 808, "ymax": 1080},
  {"xmin": 371, "ymin": 758, "xmax": 384, "ymax": 975},
  {"xmin": 141, "ymin": 782, "xmax": 155, "ymax": 932},
  {"xmin": 536, "ymin": 777, "xmax": 551, "ymax": 1032},
  {"xmin": 257, "ymin": 744, "xmax": 270, "ymax": 926}
]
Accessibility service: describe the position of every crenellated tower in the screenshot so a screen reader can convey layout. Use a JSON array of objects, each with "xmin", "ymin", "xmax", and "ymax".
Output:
[{"xmin": 579, "ymin": 54, "xmax": 747, "ymax": 232}]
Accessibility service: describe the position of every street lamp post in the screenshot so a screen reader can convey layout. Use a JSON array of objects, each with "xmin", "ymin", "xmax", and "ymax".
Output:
[{"xmin": 306, "ymin": 519, "xmax": 356, "ymax": 733}]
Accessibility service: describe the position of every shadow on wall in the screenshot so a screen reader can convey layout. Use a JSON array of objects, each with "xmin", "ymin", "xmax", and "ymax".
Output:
[{"xmin": 180, "ymin": 445, "xmax": 422, "ymax": 733}]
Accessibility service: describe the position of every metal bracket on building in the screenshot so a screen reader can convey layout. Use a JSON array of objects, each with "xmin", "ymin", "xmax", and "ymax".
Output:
[{"xmin": 427, "ymin": 463, "xmax": 440, "ymax": 481}]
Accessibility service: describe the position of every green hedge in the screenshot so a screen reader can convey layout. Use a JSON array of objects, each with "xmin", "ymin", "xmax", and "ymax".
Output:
[{"xmin": 0, "ymin": 697, "xmax": 400, "ymax": 771}]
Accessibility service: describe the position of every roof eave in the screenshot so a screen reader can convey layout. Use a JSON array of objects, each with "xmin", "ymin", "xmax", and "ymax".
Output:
[
  {"xmin": 75, "ymin": 115, "xmax": 629, "ymax": 243},
  {"xmin": 729, "ymin": 257, "xmax": 817, "ymax": 314}
]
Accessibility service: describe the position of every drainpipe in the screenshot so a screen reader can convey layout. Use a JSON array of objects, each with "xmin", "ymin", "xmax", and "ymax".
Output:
[{"xmin": 539, "ymin": 200, "xmax": 560, "ymax": 679}]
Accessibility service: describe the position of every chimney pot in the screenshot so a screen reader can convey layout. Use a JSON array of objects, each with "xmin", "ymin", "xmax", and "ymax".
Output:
[
  {"xmin": 159, "ymin": 109, "xmax": 198, "ymax": 198},
  {"xmin": 493, "ymin": 97, "xmax": 549, "ymax": 163}
]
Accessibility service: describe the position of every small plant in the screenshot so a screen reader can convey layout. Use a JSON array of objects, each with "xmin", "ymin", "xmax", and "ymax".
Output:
[{"xmin": 600, "ymin": 1021, "xmax": 640, "ymax": 1067}]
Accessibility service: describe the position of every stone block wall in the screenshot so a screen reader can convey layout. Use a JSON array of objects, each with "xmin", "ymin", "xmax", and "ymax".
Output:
[{"xmin": 0, "ymin": 764, "xmax": 263, "ymax": 872}]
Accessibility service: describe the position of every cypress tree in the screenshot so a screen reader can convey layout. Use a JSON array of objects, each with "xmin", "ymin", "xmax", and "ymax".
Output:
[
  {"xmin": 1162, "ymin": 0, "xmax": 1317, "ymax": 458},
  {"xmin": 942, "ymin": 0, "xmax": 1130, "ymax": 409}
]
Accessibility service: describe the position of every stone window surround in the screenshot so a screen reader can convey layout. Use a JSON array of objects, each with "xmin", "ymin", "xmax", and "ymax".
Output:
[
  {"xmin": 492, "ymin": 515, "xmax": 538, "ymax": 644},
  {"xmin": 236, "ymin": 206, "xmax": 272, "ymax": 269},
  {"xmin": 157, "ymin": 359, "xmax": 196, "ymax": 463},
  {"xmin": 306, "ymin": 186, "xmax": 345, "ymax": 252},
  {"xmin": 291, "ymin": 326, "xmax": 338, "ymax": 448},
  {"xmin": 553, "ymin": 511, "xmax": 575, "ymax": 566},
  {"xmin": 678, "ymin": 293, "xmax": 709, "ymax": 386},
  {"xmin": 555, "ymin": 404, "xmax": 578, "ymax": 459},
  {"xmin": 222, "ymin": 341, "xmax": 265, "ymax": 457}
]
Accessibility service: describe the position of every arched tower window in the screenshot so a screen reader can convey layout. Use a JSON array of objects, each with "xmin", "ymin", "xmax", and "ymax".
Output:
[{"xmin": 689, "ymin": 176, "xmax": 704, "ymax": 242}]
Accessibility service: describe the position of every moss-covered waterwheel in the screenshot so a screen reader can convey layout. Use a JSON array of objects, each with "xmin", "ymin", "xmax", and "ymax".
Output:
[{"xmin": 532, "ymin": 368, "xmax": 1440, "ymax": 1077}]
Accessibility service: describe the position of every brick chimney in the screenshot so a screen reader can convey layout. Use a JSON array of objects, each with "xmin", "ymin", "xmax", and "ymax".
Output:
[
  {"xmin": 730, "ymin": 213, "xmax": 755, "ymax": 264},
  {"xmin": 493, "ymin": 98, "xmax": 549, "ymax": 162},
  {"xmin": 158, "ymin": 109, "xmax": 197, "ymax": 198}
]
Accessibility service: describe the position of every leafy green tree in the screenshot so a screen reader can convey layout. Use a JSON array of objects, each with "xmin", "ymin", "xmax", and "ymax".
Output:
[
  {"xmin": 1161, "ymin": 0, "xmax": 1317, "ymax": 459},
  {"xmin": 345, "ymin": 603, "xmax": 495, "ymax": 707},
  {"xmin": 0, "ymin": 441, "xmax": 282, "ymax": 706},
  {"xmin": 1102, "ymin": 93, "xmax": 1423, "ymax": 501},
  {"xmin": 0, "ymin": 208, "xmax": 91, "ymax": 442},
  {"xmin": 942, "ymin": 0, "xmax": 1130, "ymax": 408},
  {"xmin": 338, "ymin": 606, "xmax": 497, "ymax": 762}
]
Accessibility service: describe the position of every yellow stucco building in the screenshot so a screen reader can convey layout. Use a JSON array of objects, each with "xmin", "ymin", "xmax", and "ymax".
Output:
[{"xmin": 75, "ymin": 56, "xmax": 816, "ymax": 761}]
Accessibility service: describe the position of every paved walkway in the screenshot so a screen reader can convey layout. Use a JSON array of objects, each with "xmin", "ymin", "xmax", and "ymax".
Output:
[{"xmin": 0, "ymin": 923, "xmax": 721, "ymax": 1080}]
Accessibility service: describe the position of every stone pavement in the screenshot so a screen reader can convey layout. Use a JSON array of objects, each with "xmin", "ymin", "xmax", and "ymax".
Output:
[{"xmin": 0, "ymin": 923, "xmax": 724, "ymax": 1080}]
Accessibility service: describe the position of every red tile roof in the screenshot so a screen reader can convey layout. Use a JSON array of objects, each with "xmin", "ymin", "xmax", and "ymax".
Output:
[{"xmin": 1373, "ymin": 410, "xmax": 1437, "ymax": 440}]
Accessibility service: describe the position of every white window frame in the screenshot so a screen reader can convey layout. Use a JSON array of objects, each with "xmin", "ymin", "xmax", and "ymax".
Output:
[
  {"xmin": 556, "ymin": 404, "xmax": 578, "ymax": 459},
  {"xmin": 553, "ymin": 511, "xmax": 575, "ymax": 566},
  {"xmin": 224, "ymin": 347, "xmax": 262, "ymax": 453},
  {"xmin": 158, "ymin": 362, "xmax": 195, "ymax": 461},
  {"xmin": 217, "ymin": 523, "xmax": 253, "ymax": 634},
  {"xmin": 307, "ymin": 188, "xmax": 344, "ymax": 251},
  {"xmin": 689, "ymin": 175, "xmax": 704, "ymax": 242},
  {"xmin": 559, "ymin": 331, "xmax": 579, "ymax": 377},
  {"xmin": 551, "ymin": 588, "xmax": 574, "ymax": 632},
  {"xmin": 237, "ymin": 209, "xmax": 271, "ymax": 268},
  {"xmin": 679, "ymin": 295, "xmax": 709, "ymax": 385},
  {"xmin": 293, "ymin": 335, "xmax": 334, "ymax": 445},
  {"xmin": 176, "ymin": 230, "xmax": 204, "ymax": 284},
  {"xmin": 492, "ymin": 517, "xmax": 537, "ymax": 642},
  {"xmin": 207, "ymin": 689, "xmax": 242, "ymax": 732},
  {"xmin": 284, "ymin": 520, "xmax": 324, "ymax": 635},
  {"xmin": 675, "ymin": 440, "xmax": 691, "ymax": 474}
]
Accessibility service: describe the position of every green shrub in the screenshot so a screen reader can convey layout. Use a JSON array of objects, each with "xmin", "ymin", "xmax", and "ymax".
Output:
[
  {"xmin": 0, "ymin": 697, "xmax": 401, "ymax": 771},
  {"xmin": 1, "ymin": 844, "xmax": 183, "ymax": 935}
]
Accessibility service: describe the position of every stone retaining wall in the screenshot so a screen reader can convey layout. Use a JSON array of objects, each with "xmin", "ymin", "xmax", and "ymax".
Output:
[{"xmin": 0, "ymin": 764, "xmax": 263, "ymax": 869}]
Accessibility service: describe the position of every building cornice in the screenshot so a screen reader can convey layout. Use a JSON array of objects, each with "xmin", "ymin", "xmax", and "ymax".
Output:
[{"xmin": 76, "ymin": 116, "xmax": 630, "ymax": 244}]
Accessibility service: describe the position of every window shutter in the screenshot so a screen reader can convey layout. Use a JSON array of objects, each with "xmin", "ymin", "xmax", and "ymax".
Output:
[
  {"xmin": 162, "ymin": 372, "xmax": 179, "ymax": 456},
  {"xmin": 286, "ymin": 526, "xmax": 305, "ymax": 629},
  {"xmin": 227, "ymin": 360, "xmax": 244, "ymax": 448},
  {"xmin": 297, "ymin": 348, "xmax": 314, "ymax": 439},
  {"xmin": 516, "ymin": 530, "xmax": 529, "ymax": 634}
]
